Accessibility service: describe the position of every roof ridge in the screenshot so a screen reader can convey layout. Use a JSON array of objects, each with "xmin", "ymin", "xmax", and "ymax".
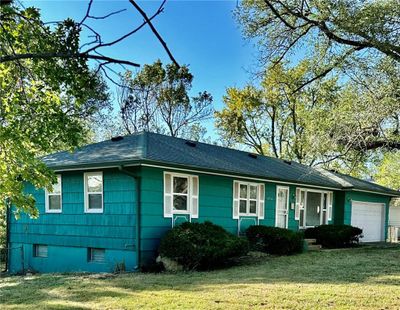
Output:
[{"xmin": 146, "ymin": 131, "xmax": 298, "ymax": 165}]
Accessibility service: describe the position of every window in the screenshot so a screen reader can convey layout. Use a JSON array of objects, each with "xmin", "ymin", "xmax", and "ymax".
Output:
[
  {"xmin": 239, "ymin": 183, "xmax": 258, "ymax": 215},
  {"xmin": 45, "ymin": 175, "xmax": 62, "ymax": 213},
  {"xmin": 33, "ymin": 244, "xmax": 48, "ymax": 258},
  {"xmin": 84, "ymin": 172, "xmax": 103, "ymax": 213},
  {"xmin": 233, "ymin": 181, "xmax": 265, "ymax": 219},
  {"xmin": 172, "ymin": 176, "xmax": 189, "ymax": 211},
  {"xmin": 88, "ymin": 248, "xmax": 105, "ymax": 263},
  {"xmin": 164, "ymin": 172, "xmax": 199, "ymax": 218}
]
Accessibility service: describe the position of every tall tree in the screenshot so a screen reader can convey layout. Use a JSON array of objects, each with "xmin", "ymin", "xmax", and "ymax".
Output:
[
  {"xmin": 0, "ymin": 0, "xmax": 180, "ymax": 215},
  {"xmin": 237, "ymin": 0, "xmax": 400, "ymax": 90},
  {"xmin": 0, "ymin": 5, "xmax": 110, "ymax": 216},
  {"xmin": 215, "ymin": 61, "xmax": 339, "ymax": 165},
  {"xmin": 119, "ymin": 60, "xmax": 213, "ymax": 139}
]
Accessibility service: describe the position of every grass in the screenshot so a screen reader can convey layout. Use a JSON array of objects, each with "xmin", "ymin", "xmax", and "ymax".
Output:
[{"xmin": 1, "ymin": 245, "xmax": 400, "ymax": 309}]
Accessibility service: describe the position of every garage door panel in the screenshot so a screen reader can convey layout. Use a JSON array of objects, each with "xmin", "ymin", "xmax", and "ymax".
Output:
[{"xmin": 351, "ymin": 201, "xmax": 385, "ymax": 242}]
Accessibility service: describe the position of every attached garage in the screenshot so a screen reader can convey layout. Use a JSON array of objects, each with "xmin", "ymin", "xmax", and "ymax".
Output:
[{"xmin": 351, "ymin": 201, "xmax": 385, "ymax": 242}]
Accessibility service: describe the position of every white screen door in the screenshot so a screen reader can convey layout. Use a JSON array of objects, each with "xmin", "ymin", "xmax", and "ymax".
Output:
[{"xmin": 276, "ymin": 186, "xmax": 289, "ymax": 228}]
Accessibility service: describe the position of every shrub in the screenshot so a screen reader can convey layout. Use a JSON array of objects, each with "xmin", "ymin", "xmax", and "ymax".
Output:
[
  {"xmin": 246, "ymin": 225, "xmax": 304, "ymax": 255},
  {"xmin": 159, "ymin": 221, "xmax": 249, "ymax": 270},
  {"xmin": 304, "ymin": 225, "xmax": 363, "ymax": 248}
]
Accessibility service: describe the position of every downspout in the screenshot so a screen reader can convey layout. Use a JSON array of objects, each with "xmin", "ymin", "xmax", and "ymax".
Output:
[
  {"xmin": 4, "ymin": 199, "xmax": 10, "ymax": 272},
  {"xmin": 118, "ymin": 166, "xmax": 141, "ymax": 270}
]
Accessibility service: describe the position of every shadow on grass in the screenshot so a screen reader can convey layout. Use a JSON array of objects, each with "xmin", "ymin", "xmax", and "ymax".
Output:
[{"xmin": 1, "ymin": 245, "xmax": 400, "ymax": 308}]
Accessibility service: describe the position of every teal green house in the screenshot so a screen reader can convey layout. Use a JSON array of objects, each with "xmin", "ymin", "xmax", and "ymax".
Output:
[{"xmin": 8, "ymin": 132, "xmax": 399, "ymax": 273}]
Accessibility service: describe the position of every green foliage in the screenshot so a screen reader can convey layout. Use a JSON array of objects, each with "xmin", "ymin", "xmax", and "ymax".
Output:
[
  {"xmin": 0, "ymin": 5, "xmax": 109, "ymax": 216},
  {"xmin": 375, "ymin": 152, "xmax": 400, "ymax": 191},
  {"xmin": 159, "ymin": 221, "xmax": 249, "ymax": 270},
  {"xmin": 215, "ymin": 61, "xmax": 340, "ymax": 165},
  {"xmin": 246, "ymin": 225, "xmax": 304, "ymax": 255},
  {"xmin": 237, "ymin": 0, "xmax": 400, "ymax": 74},
  {"xmin": 119, "ymin": 60, "xmax": 213, "ymax": 140},
  {"xmin": 304, "ymin": 225, "xmax": 363, "ymax": 248},
  {"xmin": 233, "ymin": 0, "xmax": 400, "ymax": 177}
]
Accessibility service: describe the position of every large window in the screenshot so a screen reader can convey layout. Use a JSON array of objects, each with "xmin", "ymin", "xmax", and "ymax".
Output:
[
  {"xmin": 163, "ymin": 172, "xmax": 199, "ymax": 218},
  {"xmin": 45, "ymin": 175, "xmax": 62, "ymax": 213},
  {"xmin": 84, "ymin": 172, "xmax": 103, "ymax": 213},
  {"xmin": 233, "ymin": 181, "xmax": 265, "ymax": 219}
]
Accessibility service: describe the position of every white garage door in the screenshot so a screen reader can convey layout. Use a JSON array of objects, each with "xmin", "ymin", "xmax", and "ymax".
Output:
[{"xmin": 351, "ymin": 201, "xmax": 385, "ymax": 242}]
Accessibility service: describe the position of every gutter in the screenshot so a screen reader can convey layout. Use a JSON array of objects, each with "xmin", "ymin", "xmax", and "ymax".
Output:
[{"xmin": 118, "ymin": 166, "xmax": 141, "ymax": 271}]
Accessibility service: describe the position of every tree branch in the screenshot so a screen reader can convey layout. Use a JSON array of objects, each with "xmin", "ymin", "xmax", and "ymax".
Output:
[
  {"xmin": 0, "ymin": 52, "xmax": 140, "ymax": 67},
  {"xmin": 129, "ymin": 0, "xmax": 179, "ymax": 67}
]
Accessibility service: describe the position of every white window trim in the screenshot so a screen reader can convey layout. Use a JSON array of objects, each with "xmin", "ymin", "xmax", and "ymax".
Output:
[
  {"xmin": 84, "ymin": 171, "xmax": 104, "ymax": 214},
  {"xmin": 237, "ymin": 181, "xmax": 261, "ymax": 217},
  {"xmin": 171, "ymin": 174, "xmax": 191, "ymax": 215},
  {"xmin": 45, "ymin": 174, "xmax": 62, "ymax": 213},
  {"xmin": 275, "ymin": 186, "xmax": 290, "ymax": 228}
]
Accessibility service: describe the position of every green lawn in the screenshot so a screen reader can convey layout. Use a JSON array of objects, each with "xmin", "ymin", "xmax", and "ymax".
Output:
[{"xmin": 1, "ymin": 245, "xmax": 400, "ymax": 309}]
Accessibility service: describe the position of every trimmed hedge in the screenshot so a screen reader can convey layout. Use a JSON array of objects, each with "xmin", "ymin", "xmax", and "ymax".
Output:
[
  {"xmin": 159, "ymin": 221, "xmax": 249, "ymax": 270},
  {"xmin": 246, "ymin": 225, "xmax": 304, "ymax": 255},
  {"xmin": 304, "ymin": 225, "xmax": 363, "ymax": 248}
]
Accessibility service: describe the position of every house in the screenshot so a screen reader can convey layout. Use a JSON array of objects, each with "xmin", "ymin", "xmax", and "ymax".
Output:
[{"xmin": 7, "ymin": 132, "xmax": 400, "ymax": 273}]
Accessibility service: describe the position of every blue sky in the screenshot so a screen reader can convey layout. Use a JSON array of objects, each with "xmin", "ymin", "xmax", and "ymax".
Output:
[{"xmin": 25, "ymin": 0, "xmax": 258, "ymax": 135}]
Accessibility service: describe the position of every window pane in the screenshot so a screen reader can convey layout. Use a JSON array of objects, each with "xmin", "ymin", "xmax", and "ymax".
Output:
[
  {"xmin": 52, "ymin": 176, "xmax": 61, "ymax": 194},
  {"xmin": 88, "ymin": 193, "xmax": 102, "ymax": 209},
  {"xmin": 240, "ymin": 184, "xmax": 247, "ymax": 198},
  {"xmin": 173, "ymin": 195, "xmax": 187, "ymax": 211},
  {"xmin": 88, "ymin": 174, "xmax": 102, "ymax": 192},
  {"xmin": 34, "ymin": 245, "xmax": 48, "ymax": 258},
  {"xmin": 49, "ymin": 195, "xmax": 61, "ymax": 210},
  {"xmin": 249, "ymin": 185, "xmax": 257, "ymax": 199},
  {"xmin": 249, "ymin": 201, "xmax": 257, "ymax": 214},
  {"xmin": 323, "ymin": 193, "xmax": 328, "ymax": 211},
  {"xmin": 239, "ymin": 200, "xmax": 247, "ymax": 213},
  {"xmin": 89, "ymin": 248, "xmax": 105, "ymax": 262},
  {"xmin": 173, "ymin": 177, "xmax": 188, "ymax": 194}
]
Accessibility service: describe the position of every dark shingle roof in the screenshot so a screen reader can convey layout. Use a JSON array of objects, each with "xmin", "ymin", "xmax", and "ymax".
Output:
[{"xmin": 42, "ymin": 132, "xmax": 399, "ymax": 196}]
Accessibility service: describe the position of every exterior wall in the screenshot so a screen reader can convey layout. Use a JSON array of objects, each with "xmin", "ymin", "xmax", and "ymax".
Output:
[
  {"xmin": 9, "ymin": 169, "xmax": 137, "ymax": 274},
  {"xmin": 138, "ymin": 166, "xmax": 330, "ymax": 264},
  {"xmin": 343, "ymin": 191, "xmax": 391, "ymax": 239},
  {"xmin": 333, "ymin": 191, "xmax": 345, "ymax": 225},
  {"xmin": 8, "ymin": 164, "xmax": 394, "ymax": 273}
]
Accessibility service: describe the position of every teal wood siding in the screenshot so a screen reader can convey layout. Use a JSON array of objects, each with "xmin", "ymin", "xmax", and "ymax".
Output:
[
  {"xmin": 342, "ymin": 191, "xmax": 391, "ymax": 238},
  {"xmin": 9, "ymin": 169, "xmax": 137, "ymax": 273},
  {"xmin": 138, "ymin": 167, "xmax": 306, "ymax": 264},
  {"xmin": 333, "ymin": 191, "xmax": 345, "ymax": 225}
]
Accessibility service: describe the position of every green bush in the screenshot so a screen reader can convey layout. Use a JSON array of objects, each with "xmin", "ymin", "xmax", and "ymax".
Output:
[
  {"xmin": 159, "ymin": 221, "xmax": 249, "ymax": 270},
  {"xmin": 304, "ymin": 225, "xmax": 362, "ymax": 248},
  {"xmin": 246, "ymin": 225, "xmax": 304, "ymax": 255}
]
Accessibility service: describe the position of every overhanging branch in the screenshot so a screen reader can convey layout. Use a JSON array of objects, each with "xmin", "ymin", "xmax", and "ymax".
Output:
[{"xmin": 0, "ymin": 52, "xmax": 140, "ymax": 67}]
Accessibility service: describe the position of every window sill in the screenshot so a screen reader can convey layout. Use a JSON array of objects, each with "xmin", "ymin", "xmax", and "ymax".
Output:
[
  {"xmin": 238, "ymin": 213, "xmax": 258, "ymax": 217},
  {"xmin": 45, "ymin": 210, "xmax": 62, "ymax": 214},
  {"xmin": 84, "ymin": 209, "xmax": 104, "ymax": 214}
]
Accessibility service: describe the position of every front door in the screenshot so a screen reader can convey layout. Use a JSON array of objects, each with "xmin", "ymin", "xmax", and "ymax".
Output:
[
  {"xmin": 305, "ymin": 191, "xmax": 322, "ymax": 227},
  {"xmin": 276, "ymin": 186, "xmax": 289, "ymax": 228}
]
